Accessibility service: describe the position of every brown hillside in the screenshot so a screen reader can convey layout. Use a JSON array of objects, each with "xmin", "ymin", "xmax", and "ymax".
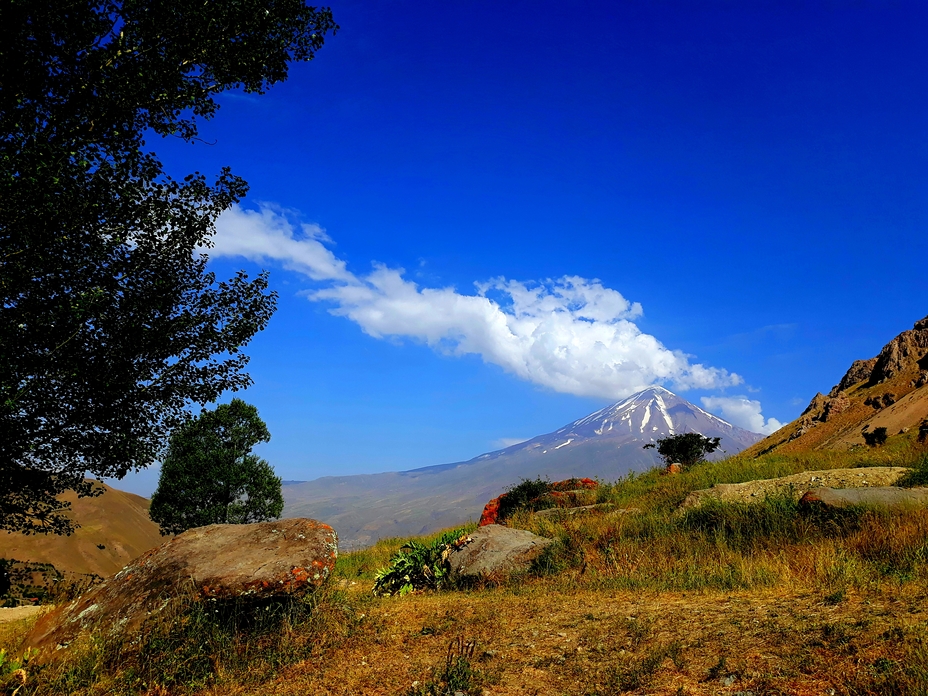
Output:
[
  {"xmin": 743, "ymin": 314, "xmax": 928, "ymax": 457},
  {"xmin": 0, "ymin": 482, "xmax": 163, "ymax": 578}
]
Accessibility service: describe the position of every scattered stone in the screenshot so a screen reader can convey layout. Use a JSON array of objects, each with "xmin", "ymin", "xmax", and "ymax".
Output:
[
  {"xmin": 799, "ymin": 487, "xmax": 928, "ymax": 510},
  {"xmin": 449, "ymin": 524, "xmax": 552, "ymax": 579},
  {"xmin": 24, "ymin": 518, "xmax": 337, "ymax": 659}
]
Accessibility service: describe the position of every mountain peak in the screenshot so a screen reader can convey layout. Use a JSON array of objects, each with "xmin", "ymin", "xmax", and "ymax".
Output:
[{"xmin": 568, "ymin": 386, "xmax": 744, "ymax": 442}]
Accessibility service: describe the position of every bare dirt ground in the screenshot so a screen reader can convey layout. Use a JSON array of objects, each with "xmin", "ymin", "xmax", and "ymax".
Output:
[
  {"xmin": 681, "ymin": 466, "xmax": 911, "ymax": 508},
  {"xmin": 0, "ymin": 606, "xmax": 47, "ymax": 625}
]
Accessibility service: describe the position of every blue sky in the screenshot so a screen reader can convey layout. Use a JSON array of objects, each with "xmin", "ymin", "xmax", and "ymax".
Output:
[{"xmin": 119, "ymin": 1, "xmax": 927, "ymax": 494}]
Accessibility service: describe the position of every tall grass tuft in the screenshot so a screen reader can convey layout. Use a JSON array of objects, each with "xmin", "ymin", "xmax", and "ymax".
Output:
[{"xmin": 28, "ymin": 587, "xmax": 360, "ymax": 695}]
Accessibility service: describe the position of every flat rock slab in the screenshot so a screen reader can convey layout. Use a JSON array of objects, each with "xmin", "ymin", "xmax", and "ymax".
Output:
[
  {"xmin": 450, "ymin": 524, "xmax": 553, "ymax": 579},
  {"xmin": 680, "ymin": 467, "xmax": 910, "ymax": 509},
  {"xmin": 25, "ymin": 518, "xmax": 337, "ymax": 658},
  {"xmin": 534, "ymin": 503, "xmax": 615, "ymax": 518},
  {"xmin": 799, "ymin": 486, "xmax": 928, "ymax": 510}
]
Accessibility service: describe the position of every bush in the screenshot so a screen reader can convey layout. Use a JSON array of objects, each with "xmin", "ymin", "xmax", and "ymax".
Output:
[
  {"xmin": 862, "ymin": 427, "xmax": 888, "ymax": 447},
  {"xmin": 496, "ymin": 478, "xmax": 555, "ymax": 521},
  {"xmin": 29, "ymin": 590, "xmax": 357, "ymax": 694},
  {"xmin": 405, "ymin": 638, "xmax": 486, "ymax": 696}
]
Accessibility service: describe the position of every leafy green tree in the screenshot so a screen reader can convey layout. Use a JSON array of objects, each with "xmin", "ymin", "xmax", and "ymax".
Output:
[
  {"xmin": 149, "ymin": 399, "xmax": 283, "ymax": 535},
  {"xmin": 0, "ymin": 1, "xmax": 336, "ymax": 534},
  {"xmin": 643, "ymin": 433, "xmax": 722, "ymax": 469}
]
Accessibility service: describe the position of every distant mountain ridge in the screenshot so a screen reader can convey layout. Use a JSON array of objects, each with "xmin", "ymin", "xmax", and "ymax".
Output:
[{"xmin": 283, "ymin": 387, "xmax": 763, "ymax": 549}]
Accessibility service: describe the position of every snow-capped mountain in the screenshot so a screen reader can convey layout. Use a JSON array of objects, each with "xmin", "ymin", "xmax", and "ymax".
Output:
[
  {"xmin": 283, "ymin": 387, "xmax": 763, "ymax": 549},
  {"xmin": 474, "ymin": 386, "xmax": 762, "ymax": 464}
]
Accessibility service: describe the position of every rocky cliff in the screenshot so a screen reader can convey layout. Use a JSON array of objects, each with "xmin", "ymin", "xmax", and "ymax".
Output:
[{"xmin": 743, "ymin": 315, "xmax": 928, "ymax": 455}]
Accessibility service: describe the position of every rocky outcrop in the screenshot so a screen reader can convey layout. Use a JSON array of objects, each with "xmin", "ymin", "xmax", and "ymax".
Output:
[
  {"xmin": 830, "ymin": 359, "xmax": 879, "ymax": 396},
  {"xmin": 449, "ymin": 525, "xmax": 552, "ymax": 579},
  {"xmin": 799, "ymin": 486, "xmax": 928, "ymax": 510},
  {"xmin": 868, "ymin": 316, "xmax": 928, "ymax": 385},
  {"xmin": 824, "ymin": 317, "xmax": 928, "ymax": 397},
  {"xmin": 819, "ymin": 394, "xmax": 850, "ymax": 421},
  {"xmin": 802, "ymin": 393, "xmax": 829, "ymax": 415},
  {"xmin": 478, "ymin": 478, "xmax": 599, "ymax": 526},
  {"xmin": 25, "ymin": 518, "xmax": 337, "ymax": 659}
]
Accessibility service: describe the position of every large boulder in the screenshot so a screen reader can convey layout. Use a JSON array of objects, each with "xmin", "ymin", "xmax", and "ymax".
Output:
[
  {"xmin": 799, "ymin": 486, "xmax": 928, "ymax": 510},
  {"xmin": 24, "ymin": 518, "xmax": 337, "ymax": 658},
  {"xmin": 449, "ymin": 524, "xmax": 552, "ymax": 579}
]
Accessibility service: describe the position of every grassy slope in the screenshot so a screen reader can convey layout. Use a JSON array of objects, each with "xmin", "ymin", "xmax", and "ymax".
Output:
[
  {"xmin": 5, "ymin": 437, "xmax": 928, "ymax": 696},
  {"xmin": 0, "ymin": 482, "xmax": 163, "ymax": 579}
]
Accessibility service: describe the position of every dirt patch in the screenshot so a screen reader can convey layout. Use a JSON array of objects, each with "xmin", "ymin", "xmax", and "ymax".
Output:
[
  {"xmin": 680, "ymin": 466, "xmax": 911, "ymax": 508},
  {"xmin": 0, "ymin": 605, "xmax": 48, "ymax": 624}
]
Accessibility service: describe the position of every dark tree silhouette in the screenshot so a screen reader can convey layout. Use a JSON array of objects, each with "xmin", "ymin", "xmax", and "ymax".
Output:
[
  {"xmin": 643, "ymin": 433, "xmax": 722, "ymax": 470},
  {"xmin": 0, "ymin": 1, "xmax": 336, "ymax": 533}
]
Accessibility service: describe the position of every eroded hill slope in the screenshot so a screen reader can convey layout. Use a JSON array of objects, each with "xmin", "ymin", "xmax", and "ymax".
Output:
[{"xmin": 744, "ymin": 314, "xmax": 928, "ymax": 456}]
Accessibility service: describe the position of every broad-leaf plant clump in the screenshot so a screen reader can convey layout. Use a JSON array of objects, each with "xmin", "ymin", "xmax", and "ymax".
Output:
[{"xmin": 373, "ymin": 528, "xmax": 471, "ymax": 597}]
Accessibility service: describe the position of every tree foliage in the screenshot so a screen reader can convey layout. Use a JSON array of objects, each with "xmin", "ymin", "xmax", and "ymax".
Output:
[
  {"xmin": 0, "ymin": 1, "xmax": 336, "ymax": 533},
  {"xmin": 149, "ymin": 399, "xmax": 283, "ymax": 535},
  {"xmin": 643, "ymin": 433, "xmax": 722, "ymax": 469}
]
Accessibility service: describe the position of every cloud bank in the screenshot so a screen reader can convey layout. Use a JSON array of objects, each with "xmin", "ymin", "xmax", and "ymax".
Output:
[
  {"xmin": 700, "ymin": 396, "xmax": 784, "ymax": 435},
  {"xmin": 212, "ymin": 204, "xmax": 749, "ymax": 402}
]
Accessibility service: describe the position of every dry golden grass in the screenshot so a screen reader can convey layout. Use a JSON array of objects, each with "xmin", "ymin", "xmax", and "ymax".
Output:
[
  {"xmin": 6, "ymin": 443, "xmax": 928, "ymax": 695},
  {"xmin": 196, "ymin": 580, "xmax": 928, "ymax": 696}
]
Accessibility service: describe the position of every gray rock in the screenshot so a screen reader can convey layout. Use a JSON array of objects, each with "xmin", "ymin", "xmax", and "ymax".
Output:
[
  {"xmin": 449, "ymin": 524, "xmax": 553, "ymax": 579},
  {"xmin": 799, "ymin": 486, "xmax": 928, "ymax": 510},
  {"xmin": 534, "ymin": 502, "xmax": 615, "ymax": 518}
]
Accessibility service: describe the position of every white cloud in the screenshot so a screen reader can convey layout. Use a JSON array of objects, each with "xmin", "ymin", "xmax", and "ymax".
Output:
[
  {"xmin": 700, "ymin": 396, "xmax": 784, "ymax": 435},
  {"xmin": 211, "ymin": 204, "xmax": 745, "ymax": 401},
  {"xmin": 211, "ymin": 204, "xmax": 352, "ymax": 282}
]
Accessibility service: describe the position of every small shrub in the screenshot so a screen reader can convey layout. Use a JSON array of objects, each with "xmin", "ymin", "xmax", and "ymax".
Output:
[
  {"xmin": 1, "ymin": 646, "xmax": 37, "ymax": 694},
  {"xmin": 373, "ymin": 528, "xmax": 470, "ymax": 596},
  {"xmin": 862, "ymin": 427, "xmax": 888, "ymax": 447},
  {"xmin": 405, "ymin": 638, "xmax": 486, "ymax": 696},
  {"xmin": 496, "ymin": 477, "xmax": 554, "ymax": 521}
]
